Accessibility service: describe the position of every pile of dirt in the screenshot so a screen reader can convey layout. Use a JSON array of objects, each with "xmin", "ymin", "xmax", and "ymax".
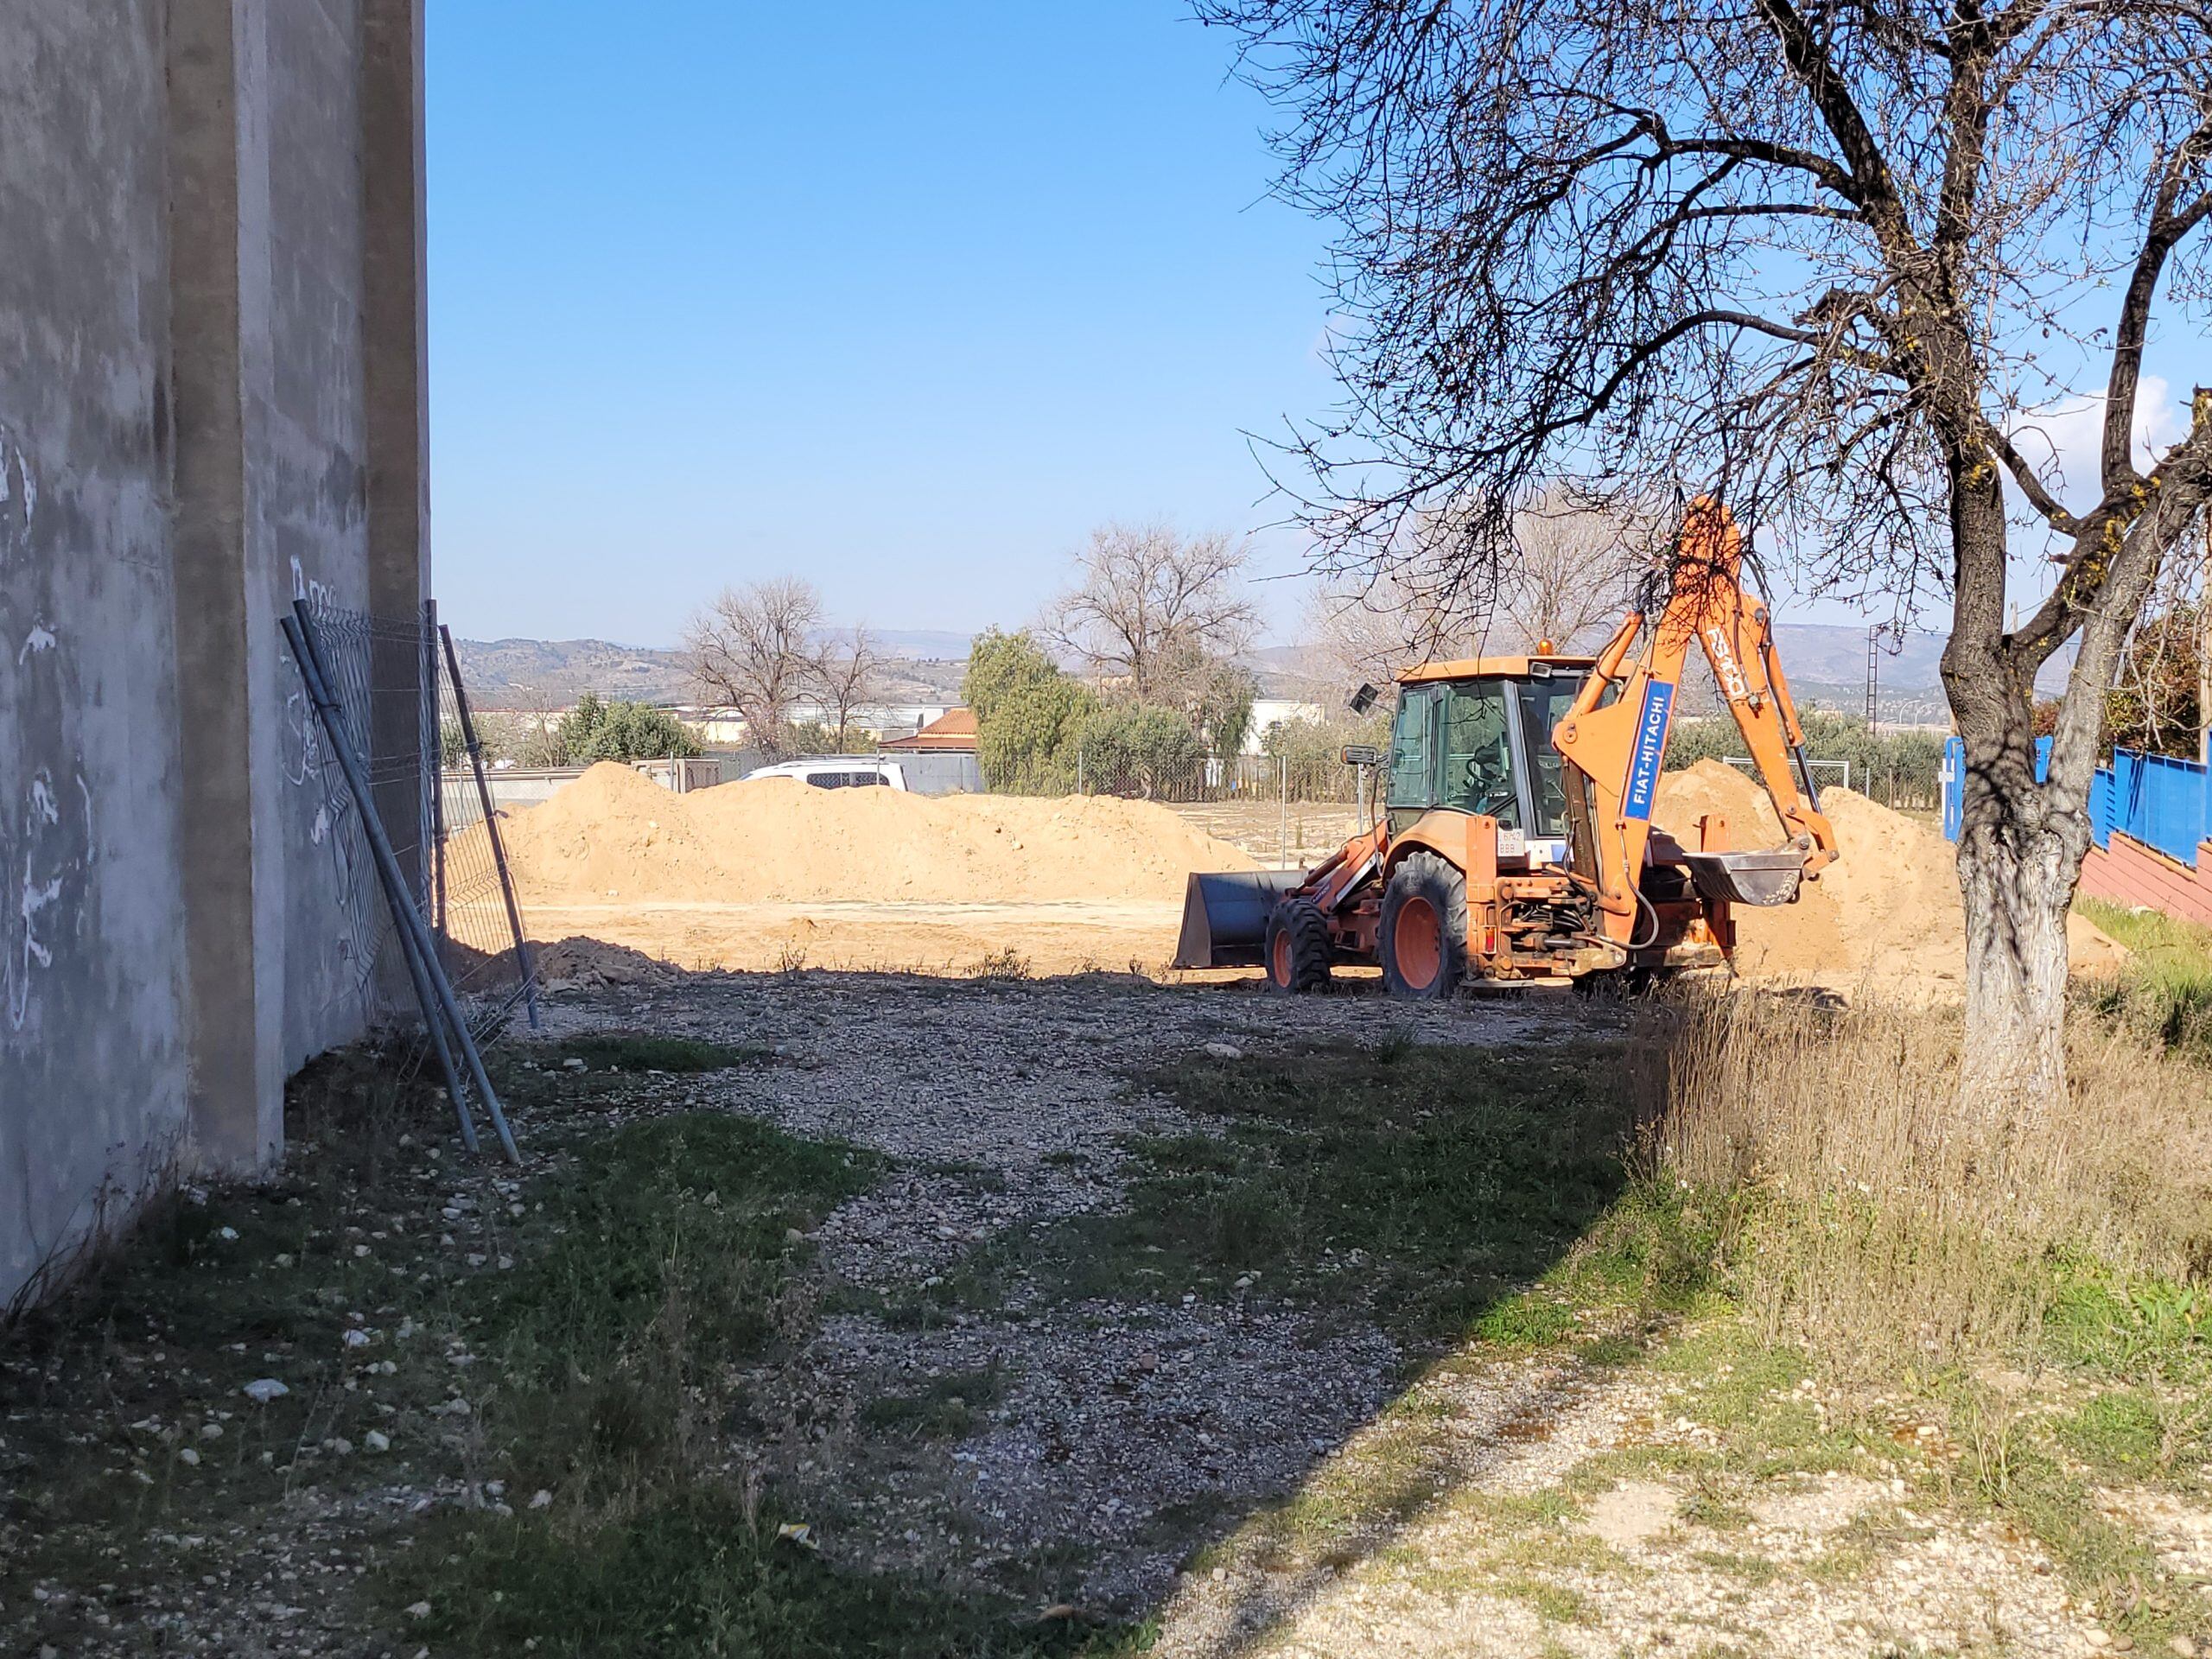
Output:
[
  {"xmin": 1652, "ymin": 760, "xmax": 2123, "ymax": 987},
  {"xmin": 480, "ymin": 763, "xmax": 1258, "ymax": 907}
]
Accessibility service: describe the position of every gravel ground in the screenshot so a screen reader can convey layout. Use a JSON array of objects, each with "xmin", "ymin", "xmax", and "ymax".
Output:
[
  {"xmin": 534, "ymin": 972, "xmax": 1579, "ymax": 1611},
  {"xmin": 9, "ymin": 968, "xmax": 2205, "ymax": 1657}
]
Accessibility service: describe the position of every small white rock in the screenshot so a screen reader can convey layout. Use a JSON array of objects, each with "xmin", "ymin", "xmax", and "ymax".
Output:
[
  {"xmin": 1203, "ymin": 1041, "xmax": 1243, "ymax": 1061},
  {"xmin": 242, "ymin": 1378, "xmax": 289, "ymax": 1404},
  {"xmin": 342, "ymin": 1329, "xmax": 371, "ymax": 1349},
  {"xmin": 530, "ymin": 1489, "xmax": 553, "ymax": 1509},
  {"xmin": 405, "ymin": 1600, "xmax": 432, "ymax": 1619},
  {"xmin": 364, "ymin": 1430, "xmax": 391, "ymax": 1452},
  {"xmin": 177, "ymin": 1446, "xmax": 200, "ymax": 1466}
]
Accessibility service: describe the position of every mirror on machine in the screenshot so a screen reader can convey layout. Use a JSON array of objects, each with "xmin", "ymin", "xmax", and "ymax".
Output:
[{"xmin": 1340, "ymin": 743, "xmax": 1379, "ymax": 767}]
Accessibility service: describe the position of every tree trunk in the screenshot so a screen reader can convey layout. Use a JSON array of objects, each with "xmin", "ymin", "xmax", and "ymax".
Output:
[
  {"xmin": 1954, "ymin": 807, "xmax": 2079, "ymax": 1119},
  {"xmin": 1937, "ymin": 433, "xmax": 2089, "ymax": 1118}
]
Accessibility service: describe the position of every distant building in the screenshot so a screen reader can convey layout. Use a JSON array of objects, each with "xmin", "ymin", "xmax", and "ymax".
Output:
[
  {"xmin": 883, "ymin": 708, "xmax": 978, "ymax": 753},
  {"xmin": 1248, "ymin": 699, "xmax": 1328, "ymax": 753},
  {"xmin": 673, "ymin": 702, "xmax": 954, "ymax": 747}
]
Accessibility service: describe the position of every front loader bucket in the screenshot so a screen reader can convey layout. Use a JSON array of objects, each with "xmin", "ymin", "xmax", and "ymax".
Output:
[
  {"xmin": 1173, "ymin": 869, "xmax": 1309, "ymax": 969},
  {"xmin": 1684, "ymin": 850, "xmax": 1806, "ymax": 908}
]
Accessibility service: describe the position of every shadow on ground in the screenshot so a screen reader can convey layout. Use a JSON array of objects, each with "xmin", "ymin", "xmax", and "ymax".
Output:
[{"xmin": 0, "ymin": 958, "xmax": 1656, "ymax": 1659}]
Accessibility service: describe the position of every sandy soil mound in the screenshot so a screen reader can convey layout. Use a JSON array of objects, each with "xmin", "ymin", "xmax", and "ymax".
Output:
[
  {"xmin": 1653, "ymin": 760, "xmax": 2121, "ymax": 987},
  {"xmin": 478, "ymin": 763, "xmax": 1258, "ymax": 907}
]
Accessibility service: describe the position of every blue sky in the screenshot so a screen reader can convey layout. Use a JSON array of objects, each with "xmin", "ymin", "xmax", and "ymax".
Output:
[
  {"xmin": 427, "ymin": 1, "xmax": 1338, "ymax": 646},
  {"xmin": 427, "ymin": 4, "xmax": 2207, "ymax": 652}
]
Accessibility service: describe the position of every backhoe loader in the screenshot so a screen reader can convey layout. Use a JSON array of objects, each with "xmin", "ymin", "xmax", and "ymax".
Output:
[{"xmin": 1174, "ymin": 499, "xmax": 1840, "ymax": 995}]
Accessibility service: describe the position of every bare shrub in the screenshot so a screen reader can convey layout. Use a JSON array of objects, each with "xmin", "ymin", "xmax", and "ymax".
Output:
[{"xmin": 1635, "ymin": 987, "xmax": 2212, "ymax": 1371}]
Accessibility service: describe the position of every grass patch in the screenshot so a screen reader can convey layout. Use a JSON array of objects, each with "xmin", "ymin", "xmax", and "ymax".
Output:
[
  {"xmin": 521, "ymin": 1031, "xmax": 766, "ymax": 1074},
  {"xmin": 1632, "ymin": 985, "xmax": 2212, "ymax": 1649},
  {"xmin": 2077, "ymin": 898, "xmax": 2212, "ymax": 1058},
  {"xmin": 858, "ymin": 1365, "xmax": 1008, "ymax": 1442},
  {"xmin": 397, "ymin": 1490, "xmax": 1137, "ymax": 1658},
  {"xmin": 0, "ymin": 1049, "xmax": 472, "ymax": 1645},
  {"xmin": 398, "ymin": 1112, "xmax": 874, "ymax": 1563},
  {"xmin": 1027, "ymin": 1039, "xmax": 1635, "ymax": 1343},
  {"xmin": 385, "ymin": 1112, "xmax": 1150, "ymax": 1653}
]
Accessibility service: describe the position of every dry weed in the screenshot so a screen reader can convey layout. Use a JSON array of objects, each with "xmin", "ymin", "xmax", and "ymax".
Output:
[{"xmin": 1634, "ymin": 986, "xmax": 2212, "ymax": 1371}]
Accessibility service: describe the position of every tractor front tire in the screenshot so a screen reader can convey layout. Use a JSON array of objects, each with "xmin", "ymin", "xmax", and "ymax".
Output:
[
  {"xmin": 1264, "ymin": 898, "xmax": 1332, "ymax": 994},
  {"xmin": 1381, "ymin": 851, "xmax": 1468, "ymax": 1000}
]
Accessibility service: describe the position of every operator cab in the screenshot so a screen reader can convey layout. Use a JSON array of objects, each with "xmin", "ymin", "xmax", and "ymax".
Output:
[{"xmin": 1385, "ymin": 656, "xmax": 1594, "ymax": 868}]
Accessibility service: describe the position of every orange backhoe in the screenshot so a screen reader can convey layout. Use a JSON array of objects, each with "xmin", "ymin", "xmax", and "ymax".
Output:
[{"xmin": 1174, "ymin": 499, "xmax": 1840, "ymax": 995}]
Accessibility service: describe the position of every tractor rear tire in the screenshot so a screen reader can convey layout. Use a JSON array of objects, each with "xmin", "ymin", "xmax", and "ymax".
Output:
[
  {"xmin": 1264, "ymin": 898, "xmax": 1332, "ymax": 994},
  {"xmin": 1381, "ymin": 851, "xmax": 1468, "ymax": 999}
]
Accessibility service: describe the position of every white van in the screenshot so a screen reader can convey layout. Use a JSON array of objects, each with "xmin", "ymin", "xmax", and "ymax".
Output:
[{"xmin": 742, "ymin": 757, "xmax": 910, "ymax": 791}]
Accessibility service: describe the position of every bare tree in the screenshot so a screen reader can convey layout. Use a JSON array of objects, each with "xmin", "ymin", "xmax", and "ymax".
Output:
[
  {"xmin": 1202, "ymin": 0, "xmax": 2212, "ymax": 1114},
  {"xmin": 1500, "ymin": 489, "xmax": 1645, "ymax": 653},
  {"xmin": 683, "ymin": 577, "xmax": 823, "ymax": 760},
  {"xmin": 1045, "ymin": 522, "xmax": 1260, "ymax": 703},
  {"xmin": 810, "ymin": 626, "xmax": 884, "ymax": 752},
  {"xmin": 1304, "ymin": 489, "xmax": 1643, "ymax": 684}
]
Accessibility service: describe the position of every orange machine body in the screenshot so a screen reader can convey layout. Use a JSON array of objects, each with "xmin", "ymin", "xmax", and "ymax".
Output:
[{"xmin": 1172, "ymin": 499, "xmax": 1841, "ymax": 995}]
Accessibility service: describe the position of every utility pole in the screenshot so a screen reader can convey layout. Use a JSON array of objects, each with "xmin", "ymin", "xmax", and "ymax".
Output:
[{"xmin": 1865, "ymin": 626, "xmax": 1879, "ymax": 734}]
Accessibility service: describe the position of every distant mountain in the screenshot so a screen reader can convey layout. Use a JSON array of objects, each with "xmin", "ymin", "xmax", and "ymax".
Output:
[
  {"xmin": 868, "ymin": 629, "xmax": 974, "ymax": 660},
  {"xmin": 452, "ymin": 636, "xmax": 969, "ymax": 711},
  {"xmin": 456, "ymin": 620, "xmax": 2072, "ymax": 724},
  {"xmin": 454, "ymin": 639, "xmax": 695, "ymax": 710}
]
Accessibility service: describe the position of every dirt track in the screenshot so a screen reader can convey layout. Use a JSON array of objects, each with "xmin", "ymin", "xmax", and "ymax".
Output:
[{"xmin": 524, "ymin": 898, "xmax": 1191, "ymax": 979}]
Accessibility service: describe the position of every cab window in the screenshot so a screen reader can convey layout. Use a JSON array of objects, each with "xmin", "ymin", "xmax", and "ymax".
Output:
[
  {"xmin": 1387, "ymin": 688, "xmax": 1439, "ymax": 810},
  {"xmin": 1440, "ymin": 682, "xmax": 1522, "ymax": 827},
  {"xmin": 1514, "ymin": 673, "xmax": 1585, "ymax": 837}
]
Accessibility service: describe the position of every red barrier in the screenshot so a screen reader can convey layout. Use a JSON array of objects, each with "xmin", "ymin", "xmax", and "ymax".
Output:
[{"xmin": 2078, "ymin": 832, "xmax": 2212, "ymax": 928}]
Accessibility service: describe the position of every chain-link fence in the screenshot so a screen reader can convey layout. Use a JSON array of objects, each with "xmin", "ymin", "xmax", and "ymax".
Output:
[
  {"xmin": 982, "ymin": 747, "xmax": 1374, "ymax": 869},
  {"xmin": 299, "ymin": 599, "xmax": 538, "ymax": 1044}
]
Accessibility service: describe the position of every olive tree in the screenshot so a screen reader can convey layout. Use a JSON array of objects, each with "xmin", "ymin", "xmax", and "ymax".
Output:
[{"xmin": 1201, "ymin": 0, "xmax": 2212, "ymax": 1114}]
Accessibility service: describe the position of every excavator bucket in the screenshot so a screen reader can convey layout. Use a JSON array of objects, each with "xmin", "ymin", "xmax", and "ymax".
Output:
[
  {"xmin": 1684, "ymin": 849, "xmax": 1806, "ymax": 907},
  {"xmin": 1173, "ymin": 869, "xmax": 1309, "ymax": 969}
]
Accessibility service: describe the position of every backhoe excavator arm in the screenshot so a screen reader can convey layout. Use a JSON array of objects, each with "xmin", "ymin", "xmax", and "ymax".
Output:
[{"xmin": 1550, "ymin": 498, "xmax": 1840, "ymax": 947}]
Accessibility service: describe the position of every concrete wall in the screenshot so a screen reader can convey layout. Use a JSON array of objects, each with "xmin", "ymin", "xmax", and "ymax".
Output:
[{"xmin": 0, "ymin": 0, "xmax": 429, "ymax": 1308}]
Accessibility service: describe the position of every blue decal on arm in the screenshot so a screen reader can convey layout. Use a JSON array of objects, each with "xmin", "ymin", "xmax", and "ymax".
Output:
[{"xmin": 1621, "ymin": 682, "xmax": 1675, "ymax": 821}]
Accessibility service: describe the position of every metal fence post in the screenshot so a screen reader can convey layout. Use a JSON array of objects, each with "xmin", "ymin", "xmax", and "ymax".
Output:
[
  {"xmin": 1279, "ymin": 753, "xmax": 1289, "ymax": 870},
  {"xmin": 425, "ymin": 600, "xmax": 446, "ymax": 944},
  {"xmin": 441, "ymin": 624, "xmax": 542, "ymax": 1032}
]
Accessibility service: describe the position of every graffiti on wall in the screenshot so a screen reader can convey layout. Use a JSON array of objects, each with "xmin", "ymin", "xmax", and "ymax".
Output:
[{"xmin": 0, "ymin": 425, "xmax": 91, "ymax": 1038}]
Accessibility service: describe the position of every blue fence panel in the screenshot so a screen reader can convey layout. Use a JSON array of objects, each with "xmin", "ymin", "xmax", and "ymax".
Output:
[
  {"xmin": 1948, "ymin": 741, "xmax": 2204, "ymax": 864},
  {"xmin": 2119, "ymin": 749, "xmax": 2209, "ymax": 866},
  {"xmin": 1941, "ymin": 736, "xmax": 2054, "ymax": 842}
]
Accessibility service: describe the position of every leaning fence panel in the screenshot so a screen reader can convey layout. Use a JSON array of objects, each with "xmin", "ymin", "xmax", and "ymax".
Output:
[
  {"xmin": 294, "ymin": 595, "xmax": 541, "ymax": 1042},
  {"xmin": 286, "ymin": 601, "xmax": 520, "ymax": 1161}
]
